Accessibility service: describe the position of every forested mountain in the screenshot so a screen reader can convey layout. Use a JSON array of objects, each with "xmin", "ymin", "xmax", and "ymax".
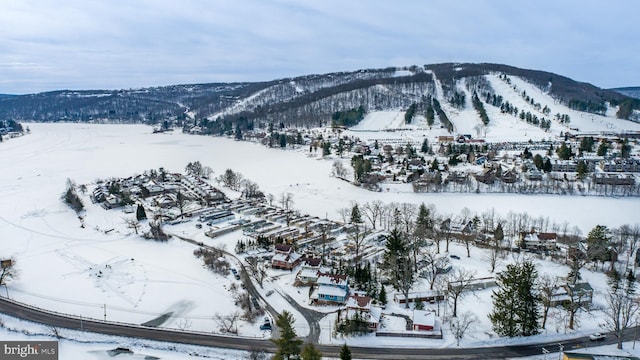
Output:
[
  {"xmin": 612, "ymin": 87, "xmax": 640, "ymax": 100},
  {"xmin": 0, "ymin": 63, "xmax": 637, "ymax": 128}
]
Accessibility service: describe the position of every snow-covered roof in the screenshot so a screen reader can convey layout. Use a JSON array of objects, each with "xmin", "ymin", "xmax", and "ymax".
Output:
[
  {"xmin": 345, "ymin": 294, "xmax": 372, "ymax": 310},
  {"xmin": 313, "ymin": 285, "xmax": 348, "ymax": 299},
  {"xmin": 413, "ymin": 309, "xmax": 436, "ymax": 327},
  {"xmin": 317, "ymin": 273, "xmax": 348, "ymax": 287}
]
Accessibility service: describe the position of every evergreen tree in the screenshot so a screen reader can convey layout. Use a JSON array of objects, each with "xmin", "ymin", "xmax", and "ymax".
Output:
[
  {"xmin": 576, "ymin": 160, "xmax": 589, "ymax": 179},
  {"xmin": 62, "ymin": 179, "xmax": 84, "ymax": 213},
  {"xmin": 494, "ymin": 223, "xmax": 504, "ymax": 242},
  {"xmin": 339, "ymin": 343, "xmax": 352, "ymax": 360},
  {"xmin": 621, "ymin": 139, "xmax": 631, "ymax": 159},
  {"xmin": 383, "ymin": 229, "xmax": 414, "ymax": 308},
  {"xmin": 378, "ymin": 285, "xmax": 387, "ymax": 305},
  {"xmin": 489, "ymin": 261, "xmax": 540, "ymax": 337},
  {"xmin": 136, "ymin": 204, "xmax": 147, "ymax": 221},
  {"xmin": 556, "ymin": 142, "xmax": 572, "ymax": 160},
  {"xmin": 426, "ymin": 104, "xmax": 435, "ymax": 127},
  {"xmin": 322, "ymin": 142, "xmax": 331, "ymax": 156},
  {"xmin": 579, "ymin": 137, "xmax": 594, "ymax": 153},
  {"xmin": 404, "ymin": 103, "xmax": 417, "ymax": 124},
  {"xmin": 300, "ymin": 343, "xmax": 322, "ymax": 360},
  {"xmin": 543, "ymin": 158, "xmax": 552, "ymax": 173},
  {"xmin": 532, "ymin": 154, "xmax": 544, "ymax": 170},
  {"xmin": 350, "ymin": 204, "xmax": 363, "ymax": 224},
  {"xmin": 421, "ymin": 138, "xmax": 430, "ymax": 154},
  {"xmin": 597, "ymin": 141, "xmax": 609, "ymax": 156},
  {"xmin": 272, "ymin": 311, "xmax": 303, "ymax": 360}
]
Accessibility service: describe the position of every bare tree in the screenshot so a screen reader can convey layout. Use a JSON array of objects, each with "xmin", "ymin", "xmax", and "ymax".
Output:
[
  {"xmin": 484, "ymin": 237, "xmax": 502, "ymax": 273},
  {"xmin": 439, "ymin": 217, "xmax": 453, "ymax": 253},
  {"xmin": 279, "ymin": 192, "xmax": 294, "ymax": 211},
  {"xmin": 242, "ymin": 180, "xmax": 262, "ymax": 199},
  {"xmin": 246, "ymin": 257, "xmax": 268, "ymax": 288},
  {"xmin": 202, "ymin": 166, "xmax": 213, "ymax": 179},
  {"xmin": 123, "ymin": 217, "xmax": 141, "ymax": 235},
  {"xmin": 176, "ymin": 318, "xmax": 192, "ymax": 330},
  {"xmin": 176, "ymin": 190, "xmax": 187, "ymax": 218},
  {"xmin": 398, "ymin": 203, "xmax": 417, "ymax": 235},
  {"xmin": 146, "ymin": 221, "xmax": 170, "ymax": 241},
  {"xmin": 628, "ymin": 225, "xmax": 640, "ymax": 268},
  {"xmin": 362, "ymin": 200, "xmax": 384, "ymax": 230},
  {"xmin": 337, "ymin": 207, "xmax": 351, "ymax": 224},
  {"xmin": 266, "ymin": 193, "xmax": 275, "ymax": 207},
  {"xmin": 446, "ymin": 268, "xmax": 476, "ymax": 318},
  {"xmin": 537, "ymin": 274, "xmax": 558, "ymax": 329},
  {"xmin": 214, "ymin": 312, "xmax": 240, "ymax": 334},
  {"xmin": 331, "ymin": 160, "xmax": 348, "ymax": 179},
  {"xmin": 0, "ymin": 257, "xmax": 18, "ymax": 287},
  {"xmin": 603, "ymin": 269, "xmax": 639, "ymax": 349},
  {"xmin": 450, "ymin": 312, "xmax": 477, "ymax": 346},
  {"xmin": 348, "ymin": 223, "xmax": 367, "ymax": 266},
  {"xmin": 421, "ymin": 246, "xmax": 441, "ymax": 290}
]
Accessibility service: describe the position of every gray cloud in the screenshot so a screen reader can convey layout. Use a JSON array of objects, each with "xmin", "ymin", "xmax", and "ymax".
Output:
[{"xmin": 0, "ymin": 0, "xmax": 638, "ymax": 94}]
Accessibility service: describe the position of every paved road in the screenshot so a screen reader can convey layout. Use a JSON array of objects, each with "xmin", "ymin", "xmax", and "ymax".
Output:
[{"xmin": 4, "ymin": 294, "xmax": 640, "ymax": 359}]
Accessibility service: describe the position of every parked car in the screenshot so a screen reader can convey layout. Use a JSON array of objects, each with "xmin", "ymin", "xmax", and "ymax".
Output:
[
  {"xmin": 589, "ymin": 332, "xmax": 606, "ymax": 341},
  {"xmin": 450, "ymin": 254, "xmax": 461, "ymax": 260},
  {"xmin": 265, "ymin": 290, "xmax": 274, "ymax": 297},
  {"xmin": 260, "ymin": 319, "xmax": 272, "ymax": 330}
]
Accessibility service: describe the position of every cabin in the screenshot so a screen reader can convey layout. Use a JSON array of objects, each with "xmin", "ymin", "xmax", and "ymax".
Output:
[
  {"xmin": 271, "ymin": 243, "xmax": 302, "ymax": 270},
  {"xmin": 394, "ymin": 291, "xmax": 445, "ymax": 305},
  {"xmin": 518, "ymin": 230, "xmax": 558, "ymax": 251},
  {"xmin": 412, "ymin": 309, "xmax": 436, "ymax": 331},
  {"xmin": 339, "ymin": 294, "xmax": 380, "ymax": 331}
]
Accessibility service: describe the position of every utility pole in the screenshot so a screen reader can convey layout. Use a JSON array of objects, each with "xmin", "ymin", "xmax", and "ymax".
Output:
[
  {"xmin": 542, "ymin": 347, "xmax": 549, "ymax": 360},
  {"xmin": 558, "ymin": 343, "xmax": 564, "ymax": 360}
]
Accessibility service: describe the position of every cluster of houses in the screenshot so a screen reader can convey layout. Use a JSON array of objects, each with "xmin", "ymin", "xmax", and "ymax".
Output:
[{"xmin": 91, "ymin": 172, "xmax": 226, "ymax": 216}]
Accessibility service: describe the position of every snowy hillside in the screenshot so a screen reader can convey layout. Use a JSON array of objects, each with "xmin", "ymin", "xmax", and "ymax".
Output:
[{"xmin": 344, "ymin": 73, "xmax": 640, "ymax": 143}]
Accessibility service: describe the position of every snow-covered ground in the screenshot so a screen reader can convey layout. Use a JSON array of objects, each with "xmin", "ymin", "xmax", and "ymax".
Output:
[{"xmin": 1, "ymin": 122, "xmax": 640, "ymax": 357}]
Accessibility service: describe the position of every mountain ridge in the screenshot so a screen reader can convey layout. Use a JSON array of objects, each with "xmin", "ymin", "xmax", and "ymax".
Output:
[{"xmin": 0, "ymin": 63, "xmax": 638, "ymax": 126}]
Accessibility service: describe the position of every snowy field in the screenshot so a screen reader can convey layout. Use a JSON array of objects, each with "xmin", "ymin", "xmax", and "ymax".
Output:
[{"xmin": 0, "ymin": 122, "xmax": 640, "ymax": 358}]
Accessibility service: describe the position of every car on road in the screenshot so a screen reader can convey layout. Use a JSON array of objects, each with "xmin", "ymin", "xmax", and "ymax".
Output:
[
  {"xmin": 450, "ymin": 254, "xmax": 461, "ymax": 260},
  {"xmin": 265, "ymin": 290, "xmax": 274, "ymax": 297},
  {"xmin": 589, "ymin": 332, "xmax": 606, "ymax": 341}
]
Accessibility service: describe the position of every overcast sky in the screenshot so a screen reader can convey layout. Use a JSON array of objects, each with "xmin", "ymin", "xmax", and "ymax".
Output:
[{"xmin": 1, "ymin": 0, "xmax": 638, "ymax": 94}]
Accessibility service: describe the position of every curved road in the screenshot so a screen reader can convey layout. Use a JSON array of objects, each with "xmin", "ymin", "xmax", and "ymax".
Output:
[
  {"xmin": 3, "ymin": 295, "xmax": 639, "ymax": 359},
  {"xmin": 6, "ymin": 233, "xmax": 638, "ymax": 358}
]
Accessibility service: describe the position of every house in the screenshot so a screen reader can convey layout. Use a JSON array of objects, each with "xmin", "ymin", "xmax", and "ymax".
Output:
[
  {"xmin": 526, "ymin": 168, "xmax": 543, "ymax": 181},
  {"xmin": 474, "ymin": 169, "xmax": 495, "ymax": 184},
  {"xmin": 412, "ymin": 309, "xmax": 436, "ymax": 331},
  {"xmin": 518, "ymin": 230, "xmax": 558, "ymax": 251},
  {"xmin": 500, "ymin": 169, "xmax": 518, "ymax": 183},
  {"xmin": 394, "ymin": 291, "xmax": 445, "ymax": 305},
  {"xmin": 339, "ymin": 294, "xmax": 380, "ymax": 331},
  {"xmin": 296, "ymin": 258, "xmax": 321, "ymax": 284},
  {"xmin": 271, "ymin": 243, "xmax": 302, "ymax": 270},
  {"xmin": 312, "ymin": 273, "xmax": 349, "ymax": 304},
  {"xmin": 551, "ymin": 282, "xmax": 594, "ymax": 308}
]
